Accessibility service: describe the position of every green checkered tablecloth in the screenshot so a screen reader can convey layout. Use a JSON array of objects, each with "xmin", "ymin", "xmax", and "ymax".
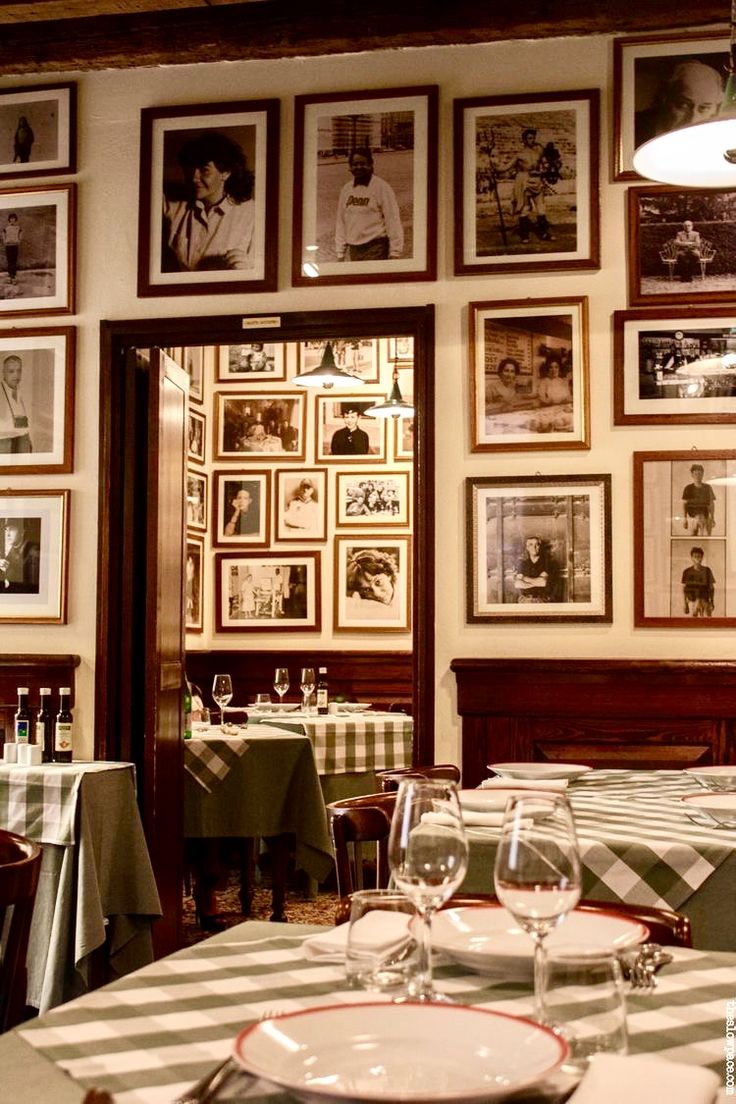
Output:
[
  {"xmin": 248, "ymin": 712, "xmax": 413, "ymax": 775},
  {"xmin": 15, "ymin": 923, "xmax": 734, "ymax": 1103},
  {"xmin": 184, "ymin": 733, "xmax": 250, "ymax": 792},
  {"xmin": 0, "ymin": 761, "xmax": 131, "ymax": 845}
]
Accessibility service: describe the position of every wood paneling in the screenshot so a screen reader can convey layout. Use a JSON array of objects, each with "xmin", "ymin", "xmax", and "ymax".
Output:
[
  {"xmin": 0, "ymin": 654, "xmax": 79, "ymax": 745},
  {"xmin": 452, "ymin": 659, "xmax": 736, "ymax": 787}
]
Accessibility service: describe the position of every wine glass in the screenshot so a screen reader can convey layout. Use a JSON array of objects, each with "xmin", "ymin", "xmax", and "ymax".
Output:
[
  {"xmin": 494, "ymin": 793, "xmax": 582, "ymax": 1024},
  {"xmin": 300, "ymin": 667, "xmax": 316, "ymax": 713},
  {"xmin": 388, "ymin": 778, "xmax": 469, "ymax": 1002},
  {"xmin": 273, "ymin": 667, "xmax": 290, "ymax": 706},
  {"xmin": 211, "ymin": 673, "xmax": 233, "ymax": 724}
]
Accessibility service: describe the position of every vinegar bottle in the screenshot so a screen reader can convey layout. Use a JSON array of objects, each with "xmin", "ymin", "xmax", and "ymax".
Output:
[{"xmin": 53, "ymin": 687, "xmax": 73, "ymax": 763}]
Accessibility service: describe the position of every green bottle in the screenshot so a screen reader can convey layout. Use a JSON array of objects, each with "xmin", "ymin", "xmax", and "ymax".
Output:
[{"xmin": 184, "ymin": 680, "xmax": 192, "ymax": 740}]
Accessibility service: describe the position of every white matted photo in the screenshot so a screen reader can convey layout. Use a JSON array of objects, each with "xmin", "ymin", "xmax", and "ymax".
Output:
[
  {"xmin": 316, "ymin": 396, "xmax": 385, "ymax": 462},
  {"xmin": 215, "ymin": 551, "xmax": 320, "ymax": 632},
  {"xmin": 188, "ymin": 408, "xmax": 206, "ymax": 465},
  {"xmin": 334, "ymin": 535, "xmax": 411, "ymax": 632},
  {"xmin": 275, "ymin": 468, "xmax": 327, "ymax": 542},
  {"xmin": 0, "ymin": 83, "xmax": 76, "ymax": 179},
  {"xmin": 0, "ymin": 489, "xmax": 69, "ymax": 623},
  {"xmin": 217, "ymin": 342, "xmax": 285, "ymax": 381},
  {"xmin": 0, "ymin": 325, "xmax": 74, "ymax": 474},
  {"xmin": 0, "ymin": 183, "xmax": 74, "ymax": 317},
  {"xmin": 335, "ymin": 469, "xmax": 411, "ymax": 528},
  {"xmin": 212, "ymin": 469, "xmax": 270, "ymax": 547},
  {"xmin": 186, "ymin": 470, "xmax": 207, "ymax": 532}
]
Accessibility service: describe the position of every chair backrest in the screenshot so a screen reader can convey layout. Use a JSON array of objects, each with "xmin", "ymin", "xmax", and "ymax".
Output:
[
  {"xmin": 699, "ymin": 240, "xmax": 716, "ymax": 261},
  {"xmin": 326, "ymin": 792, "xmax": 396, "ymax": 898},
  {"xmin": 0, "ymin": 828, "xmax": 42, "ymax": 1033},
  {"xmin": 376, "ymin": 763, "xmax": 461, "ymax": 792},
  {"xmin": 659, "ymin": 239, "xmax": 679, "ymax": 260}
]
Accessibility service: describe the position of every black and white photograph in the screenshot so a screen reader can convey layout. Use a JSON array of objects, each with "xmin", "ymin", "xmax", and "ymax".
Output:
[
  {"xmin": 613, "ymin": 308, "xmax": 736, "ymax": 425},
  {"xmin": 275, "ymin": 468, "xmax": 327, "ymax": 542},
  {"xmin": 138, "ymin": 99, "xmax": 279, "ymax": 297},
  {"xmin": 0, "ymin": 489, "xmax": 69, "ymax": 623},
  {"xmin": 470, "ymin": 297, "xmax": 590, "ymax": 452},
  {"xmin": 454, "ymin": 90, "xmax": 599, "ymax": 275},
  {"xmin": 212, "ymin": 469, "xmax": 269, "ymax": 547},
  {"xmin": 0, "ymin": 83, "xmax": 76, "ymax": 179},
  {"xmin": 299, "ymin": 339, "xmax": 379, "ymax": 383},
  {"xmin": 0, "ymin": 183, "xmax": 74, "ymax": 317},
  {"xmin": 628, "ymin": 186, "xmax": 736, "ymax": 306},
  {"xmin": 188, "ymin": 408, "xmax": 205, "ymax": 465},
  {"xmin": 0, "ymin": 325, "xmax": 74, "ymax": 474},
  {"xmin": 185, "ymin": 535, "xmax": 204, "ymax": 633},
  {"xmin": 335, "ymin": 469, "xmax": 411, "ymax": 528},
  {"xmin": 186, "ymin": 470, "xmax": 207, "ymax": 532},
  {"xmin": 292, "ymin": 86, "xmax": 437, "ymax": 286},
  {"xmin": 216, "ymin": 342, "xmax": 285, "ymax": 381},
  {"xmin": 316, "ymin": 397, "xmax": 385, "ymax": 462},
  {"xmin": 182, "ymin": 346, "xmax": 209, "ymax": 403},
  {"xmin": 215, "ymin": 391, "xmax": 305, "ymax": 460},
  {"xmin": 634, "ymin": 450, "xmax": 736, "ymax": 626},
  {"xmin": 465, "ymin": 474, "xmax": 612, "ymax": 623},
  {"xmin": 215, "ymin": 551, "xmax": 321, "ymax": 632},
  {"xmin": 614, "ymin": 32, "xmax": 728, "ymax": 180},
  {"xmin": 334, "ymin": 536, "xmax": 411, "ymax": 632},
  {"xmin": 383, "ymin": 336, "xmax": 414, "ymax": 366}
]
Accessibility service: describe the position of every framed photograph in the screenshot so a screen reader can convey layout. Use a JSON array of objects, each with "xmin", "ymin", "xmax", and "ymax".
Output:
[
  {"xmin": 627, "ymin": 185, "xmax": 736, "ymax": 306},
  {"xmin": 0, "ymin": 183, "xmax": 74, "ymax": 317},
  {"xmin": 0, "ymin": 489, "xmax": 69, "ymax": 623},
  {"xmin": 634, "ymin": 450, "xmax": 736, "ymax": 627},
  {"xmin": 453, "ymin": 89, "xmax": 599, "ymax": 275},
  {"xmin": 185, "ymin": 535, "xmax": 204, "ymax": 633},
  {"xmin": 275, "ymin": 468, "xmax": 327, "ymax": 542},
  {"xmin": 470, "ymin": 297, "xmax": 590, "ymax": 452},
  {"xmin": 465, "ymin": 474, "xmax": 612, "ymax": 623},
  {"xmin": 613, "ymin": 32, "xmax": 728, "ymax": 181},
  {"xmin": 215, "ymin": 551, "xmax": 321, "ymax": 632},
  {"xmin": 335, "ymin": 469, "xmax": 411, "ymax": 528},
  {"xmin": 0, "ymin": 83, "xmax": 76, "ymax": 179},
  {"xmin": 394, "ymin": 396, "xmax": 415, "ymax": 461},
  {"xmin": 186, "ymin": 470, "xmax": 207, "ymax": 532},
  {"xmin": 137, "ymin": 98, "xmax": 279, "ymax": 297},
  {"xmin": 316, "ymin": 397, "xmax": 386, "ymax": 463},
  {"xmin": 299, "ymin": 339, "xmax": 380, "ymax": 384},
  {"xmin": 215, "ymin": 391, "xmax": 306, "ymax": 460},
  {"xmin": 613, "ymin": 307, "xmax": 736, "ymax": 425},
  {"xmin": 216, "ymin": 342, "xmax": 285, "ymax": 381},
  {"xmin": 187, "ymin": 408, "xmax": 206, "ymax": 465},
  {"xmin": 292, "ymin": 85, "xmax": 438, "ymax": 286},
  {"xmin": 383, "ymin": 336, "xmax": 414, "ymax": 366},
  {"xmin": 334, "ymin": 535, "xmax": 411, "ymax": 632},
  {"xmin": 212, "ymin": 469, "xmax": 270, "ymax": 547},
  {"xmin": 0, "ymin": 325, "xmax": 75, "ymax": 474},
  {"xmin": 182, "ymin": 346, "xmax": 208, "ymax": 403}
]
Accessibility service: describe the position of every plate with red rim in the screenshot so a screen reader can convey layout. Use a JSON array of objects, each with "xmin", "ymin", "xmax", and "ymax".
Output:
[
  {"xmin": 681, "ymin": 791, "xmax": 736, "ymax": 828},
  {"xmin": 488, "ymin": 763, "xmax": 592, "ymax": 782},
  {"xmin": 233, "ymin": 1001, "xmax": 568, "ymax": 1103},
  {"xmin": 429, "ymin": 904, "xmax": 648, "ymax": 978}
]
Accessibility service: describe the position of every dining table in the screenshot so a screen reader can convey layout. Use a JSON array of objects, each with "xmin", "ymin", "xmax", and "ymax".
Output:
[
  {"xmin": 0, "ymin": 759, "xmax": 162, "ymax": 1015},
  {"xmin": 461, "ymin": 768, "xmax": 736, "ymax": 951},
  {"xmin": 0, "ymin": 916, "xmax": 731, "ymax": 1103}
]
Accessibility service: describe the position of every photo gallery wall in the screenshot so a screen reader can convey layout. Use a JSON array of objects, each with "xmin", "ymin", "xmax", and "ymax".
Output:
[{"xmin": 182, "ymin": 337, "xmax": 414, "ymax": 637}]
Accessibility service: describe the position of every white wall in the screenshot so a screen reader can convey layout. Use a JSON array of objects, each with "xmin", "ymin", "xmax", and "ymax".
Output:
[{"xmin": 4, "ymin": 31, "xmax": 733, "ymax": 763}]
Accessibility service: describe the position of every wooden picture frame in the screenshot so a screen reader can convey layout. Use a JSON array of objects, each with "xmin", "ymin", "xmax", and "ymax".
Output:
[
  {"xmin": 613, "ymin": 31, "xmax": 728, "ymax": 181},
  {"xmin": 634, "ymin": 449, "xmax": 736, "ymax": 627},
  {"xmin": 454, "ymin": 89, "xmax": 600, "ymax": 275},
  {"xmin": 214, "ymin": 391, "xmax": 306, "ymax": 461},
  {"xmin": 137, "ymin": 98, "xmax": 279, "ymax": 297},
  {"xmin": 187, "ymin": 408, "xmax": 206, "ymax": 465},
  {"xmin": 216, "ymin": 342, "xmax": 285, "ymax": 381},
  {"xmin": 613, "ymin": 307, "xmax": 736, "ymax": 425},
  {"xmin": 0, "ymin": 488, "xmax": 69, "ymax": 623},
  {"xmin": 465, "ymin": 474, "xmax": 612, "ymax": 623},
  {"xmin": 185, "ymin": 535, "xmax": 204, "ymax": 633},
  {"xmin": 212, "ymin": 469, "xmax": 270, "ymax": 547},
  {"xmin": 275, "ymin": 468, "xmax": 327, "ymax": 543},
  {"xmin": 383, "ymin": 336, "xmax": 414, "ymax": 367},
  {"xmin": 335, "ymin": 468, "xmax": 411, "ymax": 528},
  {"xmin": 186, "ymin": 469, "xmax": 207, "ymax": 532},
  {"xmin": 299, "ymin": 338, "xmax": 380, "ymax": 384},
  {"xmin": 316, "ymin": 396, "xmax": 386, "ymax": 463},
  {"xmin": 470, "ymin": 296, "xmax": 590, "ymax": 451},
  {"xmin": 292, "ymin": 85, "xmax": 438, "ymax": 286},
  {"xmin": 215, "ymin": 550, "xmax": 321, "ymax": 632},
  {"xmin": 0, "ymin": 183, "xmax": 74, "ymax": 318},
  {"xmin": 333, "ymin": 535, "xmax": 412, "ymax": 632},
  {"xmin": 182, "ymin": 346, "xmax": 209, "ymax": 404},
  {"xmin": 0, "ymin": 325, "xmax": 75, "ymax": 474},
  {"xmin": 0, "ymin": 82, "xmax": 76, "ymax": 180}
]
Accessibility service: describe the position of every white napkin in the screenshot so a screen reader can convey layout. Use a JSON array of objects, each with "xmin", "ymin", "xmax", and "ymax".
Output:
[
  {"xmin": 568, "ymin": 1054, "xmax": 720, "ymax": 1104},
  {"xmin": 302, "ymin": 911, "xmax": 411, "ymax": 963},
  {"xmin": 422, "ymin": 810, "xmax": 527, "ymax": 829},
  {"xmin": 480, "ymin": 777, "xmax": 568, "ymax": 792}
]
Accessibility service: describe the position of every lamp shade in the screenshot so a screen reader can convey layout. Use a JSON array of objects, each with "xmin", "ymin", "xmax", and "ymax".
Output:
[
  {"xmin": 364, "ymin": 376, "xmax": 415, "ymax": 420},
  {"xmin": 293, "ymin": 341, "xmax": 364, "ymax": 390}
]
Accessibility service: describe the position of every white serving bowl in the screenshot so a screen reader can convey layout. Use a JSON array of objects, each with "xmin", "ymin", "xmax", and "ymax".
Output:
[
  {"xmin": 488, "ymin": 762, "xmax": 592, "ymax": 782},
  {"xmin": 684, "ymin": 766, "xmax": 736, "ymax": 792},
  {"xmin": 681, "ymin": 791, "xmax": 736, "ymax": 828}
]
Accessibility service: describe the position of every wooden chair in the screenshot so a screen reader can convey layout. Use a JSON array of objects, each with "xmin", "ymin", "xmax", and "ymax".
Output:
[
  {"xmin": 326, "ymin": 792, "xmax": 396, "ymax": 899},
  {"xmin": 376, "ymin": 764, "xmax": 461, "ymax": 792},
  {"xmin": 0, "ymin": 828, "xmax": 42, "ymax": 1033}
]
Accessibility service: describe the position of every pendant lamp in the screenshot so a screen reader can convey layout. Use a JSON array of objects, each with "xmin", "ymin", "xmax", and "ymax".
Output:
[
  {"xmin": 364, "ymin": 364, "xmax": 415, "ymax": 420},
  {"xmin": 293, "ymin": 341, "xmax": 364, "ymax": 390}
]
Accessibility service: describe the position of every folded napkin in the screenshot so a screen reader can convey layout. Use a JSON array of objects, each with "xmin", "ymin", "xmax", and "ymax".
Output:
[
  {"xmin": 568, "ymin": 1054, "xmax": 720, "ymax": 1104},
  {"xmin": 302, "ymin": 911, "xmax": 411, "ymax": 963},
  {"xmin": 480, "ymin": 777, "xmax": 568, "ymax": 792},
  {"xmin": 422, "ymin": 810, "xmax": 519, "ymax": 829}
]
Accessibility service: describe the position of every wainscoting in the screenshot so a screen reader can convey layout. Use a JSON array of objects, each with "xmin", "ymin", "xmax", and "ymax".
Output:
[{"xmin": 452, "ymin": 659, "xmax": 736, "ymax": 788}]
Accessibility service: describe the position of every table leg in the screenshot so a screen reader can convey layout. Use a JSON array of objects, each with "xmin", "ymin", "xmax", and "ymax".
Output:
[{"xmin": 263, "ymin": 834, "xmax": 291, "ymax": 922}]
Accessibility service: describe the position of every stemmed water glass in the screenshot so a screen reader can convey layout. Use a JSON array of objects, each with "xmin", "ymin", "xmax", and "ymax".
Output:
[
  {"xmin": 388, "ymin": 778, "xmax": 469, "ymax": 1002},
  {"xmin": 300, "ymin": 667, "xmax": 316, "ymax": 713},
  {"xmin": 494, "ymin": 793, "xmax": 582, "ymax": 1023},
  {"xmin": 273, "ymin": 667, "xmax": 290, "ymax": 706},
  {"xmin": 211, "ymin": 673, "xmax": 233, "ymax": 724}
]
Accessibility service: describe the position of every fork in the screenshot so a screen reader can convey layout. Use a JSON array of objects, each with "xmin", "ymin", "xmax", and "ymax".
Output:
[{"xmin": 173, "ymin": 1008, "xmax": 280, "ymax": 1103}]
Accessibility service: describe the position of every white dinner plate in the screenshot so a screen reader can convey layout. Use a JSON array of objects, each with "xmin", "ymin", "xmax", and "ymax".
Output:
[
  {"xmin": 458, "ymin": 788, "xmax": 552, "ymax": 813},
  {"xmin": 430, "ymin": 905, "xmax": 648, "ymax": 978},
  {"xmin": 488, "ymin": 762, "xmax": 592, "ymax": 782},
  {"xmin": 684, "ymin": 766, "xmax": 736, "ymax": 791},
  {"xmin": 233, "ymin": 1002, "xmax": 567, "ymax": 1103},
  {"xmin": 248, "ymin": 702, "xmax": 300, "ymax": 712},
  {"xmin": 681, "ymin": 791, "xmax": 736, "ymax": 828}
]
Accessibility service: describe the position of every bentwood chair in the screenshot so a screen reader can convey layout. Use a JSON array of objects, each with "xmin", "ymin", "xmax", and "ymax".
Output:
[
  {"xmin": 0, "ymin": 828, "xmax": 42, "ymax": 1032},
  {"xmin": 376, "ymin": 763, "xmax": 461, "ymax": 792},
  {"xmin": 326, "ymin": 792, "xmax": 396, "ymax": 899}
]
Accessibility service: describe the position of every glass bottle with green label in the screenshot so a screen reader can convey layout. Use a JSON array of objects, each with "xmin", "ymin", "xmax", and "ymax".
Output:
[{"xmin": 14, "ymin": 686, "xmax": 30, "ymax": 745}]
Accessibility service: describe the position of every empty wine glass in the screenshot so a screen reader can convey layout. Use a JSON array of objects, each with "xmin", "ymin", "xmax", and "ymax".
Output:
[
  {"xmin": 211, "ymin": 673, "xmax": 233, "ymax": 724},
  {"xmin": 388, "ymin": 778, "xmax": 469, "ymax": 1002},
  {"xmin": 300, "ymin": 667, "xmax": 316, "ymax": 713},
  {"xmin": 273, "ymin": 667, "xmax": 290, "ymax": 706},
  {"xmin": 494, "ymin": 793, "xmax": 582, "ymax": 1024}
]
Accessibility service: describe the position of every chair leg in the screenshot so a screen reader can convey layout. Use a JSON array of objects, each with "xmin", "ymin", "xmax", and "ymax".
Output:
[{"xmin": 264, "ymin": 834, "xmax": 290, "ymax": 922}]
